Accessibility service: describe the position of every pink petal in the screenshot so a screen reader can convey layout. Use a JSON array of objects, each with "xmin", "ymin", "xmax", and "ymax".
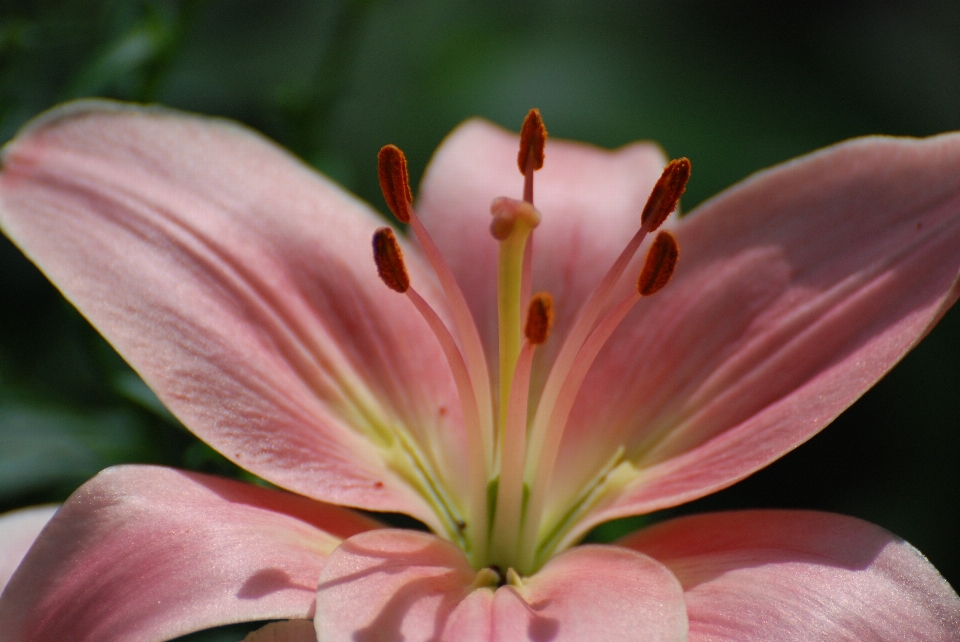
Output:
[
  {"xmin": 621, "ymin": 510, "xmax": 960, "ymax": 642},
  {"xmin": 0, "ymin": 465, "xmax": 377, "ymax": 642},
  {"xmin": 417, "ymin": 118, "xmax": 669, "ymax": 380},
  {"xmin": 315, "ymin": 529, "xmax": 687, "ymax": 642},
  {"xmin": 315, "ymin": 529, "xmax": 481, "ymax": 642},
  {"xmin": 486, "ymin": 545, "xmax": 688, "ymax": 642},
  {"xmin": 552, "ymin": 132, "xmax": 960, "ymax": 535},
  {"xmin": 0, "ymin": 504, "xmax": 58, "ymax": 592},
  {"xmin": 0, "ymin": 101, "xmax": 467, "ymax": 524},
  {"xmin": 243, "ymin": 620, "xmax": 317, "ymax": 642}
]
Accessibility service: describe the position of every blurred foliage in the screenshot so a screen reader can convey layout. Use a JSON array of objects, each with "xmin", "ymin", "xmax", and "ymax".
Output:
[{"xmin": 1, "ymin": 0, "xmax": 959, "ymax": 639}]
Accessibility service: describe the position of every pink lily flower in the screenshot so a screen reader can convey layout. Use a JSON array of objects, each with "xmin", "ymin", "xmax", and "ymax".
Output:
[{"xmin": 0, "ymin": 100, "xmax": 959, "ymax": 641}]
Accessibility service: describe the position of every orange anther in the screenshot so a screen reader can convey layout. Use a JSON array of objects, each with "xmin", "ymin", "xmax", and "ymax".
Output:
[
  {"xmin": 640, "ymin": 158, "xmax": 691, "ymax": 232},
  {"xmin": 378, "ymin": 145, "xmax": 413, "ymax": 224},
  {"xmin": 372, "ymin": 227, "xmax": 410, "ymax": 293},
  {"xmin": 637, "ymin": 231, "xmax": 679, "ymax": 296},
  {"xmin": 518, "ymin": 109, "xmax": 547, "ymax": 176},
  {"xmin": 524, "ymin": 292, "xmax": 554, "ymax": 344}
]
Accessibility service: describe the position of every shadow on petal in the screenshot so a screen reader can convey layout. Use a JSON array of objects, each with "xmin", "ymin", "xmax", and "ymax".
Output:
[
  {"xmin": 352, "ymin": 571, "xmax": 468, "ymax": 642},
  {"xmin": 317, "ymin": 536, "xmax": 445, "ymax": 590},
  {"xmin": 316, "ymin": 530, "xmax": 483, "ymax": 642},
  {"xmin": 238, "ymin": 569, "xmax": 315, "ymax": 599},
  {"xmin": 504, "ymin": 590, "xmax": 559, "ymax": 642}
]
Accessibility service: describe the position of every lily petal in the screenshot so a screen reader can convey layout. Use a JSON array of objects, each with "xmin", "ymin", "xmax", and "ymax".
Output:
[
  {"xmin": 621, "ymin": 510, "xmax": 960, "ymax": 641},
  {"xmin": 0, "ymin": 465, "xmax": 377, "ymax": 642},
  {"xmin": 0, "ymin": 101, "xmax": 467, "ymax": 525},
  {"xmin": 315, "ymin": 529, "xmax": 687, "ymax": 642},
  {"xmin": 553, "ymin": 132, "xmax": 960, "ymax": 536},
  {"xmin": 0, "ymin": 504, "xmax": 58, "ymax": 592},
  {"xmin": 315, "ymin": 529, "xmax": 481, "ymax": 642},
  {"xmin": 486, "ymin": 544, "xmax": 688, "ymax": 642},
  {"xmin": 417, "ymin": 118, "xmax": 669, "ymax": 377}
]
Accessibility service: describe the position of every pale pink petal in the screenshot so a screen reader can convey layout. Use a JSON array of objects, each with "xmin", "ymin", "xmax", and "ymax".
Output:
[
  {"xmin": 315, "ymin": 529, "xmax": 687, "ymax": 642},
  {"xmin": 0, "ymin": 465, "xmax": 377, "ymax": 642},
  {"xmin": 0, "ymin": 101, "xmax": 466, "ymax": 524},
  {"xmin": 621, "ymin": 510, "xmax": 960, "ymax": 642},
  {"xmin": 485, "ymin": 545, "xmax": 688, "ymax": 642},
  {"xmin": 0, "ymin": 504, "xmax": 58, "ymax": 592},
  {"xmin": 243, "ymin": 620, "xmax": 317, "ymax": 642},
  {"xmin": 315, "ymin": 529, "xmax": 482, "ymax": 642},
  {"xmin": 550, "ymin": 132, "xmax": 960, "ymax": 536},
  {"xmin": 417, "ymin": 118, "xmax": 669, "ymax": 379}
]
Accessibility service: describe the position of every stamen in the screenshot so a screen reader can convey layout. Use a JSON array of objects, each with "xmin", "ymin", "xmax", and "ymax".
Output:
[
  {"xmin": 490, "ymin": 294, "xmax": 553, "ymax": 565},
  {"xmin": 519, "ymin": 233, "xmax": 682, "ymax": 572},
  {"xmin": 518, "ymin": 109, "xmax": 546, "ymax": 176},
  {"xmin": 525, "ymin": 159, "xmax": 692, "ymax": 490},
  {"xmin": 378, "ymin": 144, "xmax": 495, "ymax": 469},
  {"xmin": 377, "ymin": 145, "xmax": 413, "ymax": 223},
  {"xmin": 640, "ymin": 158, "xmax": 690, "ymax": 232},
  {"xmin": 520, "ymin": 235, "xmax": 533, "ymax": 315},
  {"xmin": 524, "ymin": 292, "xmax": 554, "ymax": 344},
  {"xmin": 371, "ymin": 226, "xmax": 490, "ymax": 563},
  {"xmin": 518, "ymin": 109, "xmax": 546, "ymax": 204},
  {"xmin": 402, "ymin": 287, "xmax": 490, "ymax": 565},
  {"xmin": 518, "ymin": 292, "xmax": 639, "ymax": 571},
  {"xmin": 637, "ymin": 231, "xmax": 679, "ymax": 296},
  {"xmin": 372, "ymin": 227, "xmax": 410, "ymax": 293}
]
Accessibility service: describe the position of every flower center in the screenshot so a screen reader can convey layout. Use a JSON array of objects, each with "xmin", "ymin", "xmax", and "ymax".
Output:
[{"xmin": 373, "ymin": 110, "xmax": 688, "ymax": 574}]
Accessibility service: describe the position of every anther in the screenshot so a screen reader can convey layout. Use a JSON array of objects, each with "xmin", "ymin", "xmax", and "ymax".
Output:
[
  {"xmin": 518, "ymin": 109, "xmax": 547, "ymax": 176},
  {"xmin": 490, "ymin": 197, "xmax": 541, "ymax": 240},
  {"xmin": 640, "ymin": 158, "xmax": 691, "ymax": 232},
  {"xmin": 637, "ymin": 231, "xmax": 679, "ymax": 296},
  {"xmin": 524, "ymin": 292, "xmax": 554, "ymax": 344},
  {"xmin": 378, "ymin": 145, "xmax": 413, "ymax": 224},
  {"xmin": 372, "ymin": 227, "xmax": 410, "ymax": 293}
]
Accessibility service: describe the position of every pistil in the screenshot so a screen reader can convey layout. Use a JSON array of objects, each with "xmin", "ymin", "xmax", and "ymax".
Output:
[{"xmin": 491, "ymin": 197, "xmax": 541, "ymax": 446}]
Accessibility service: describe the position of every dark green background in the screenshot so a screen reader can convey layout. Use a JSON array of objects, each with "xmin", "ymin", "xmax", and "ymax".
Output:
[{"xmin": 1, "ymin": 1, "xmax": 958, "ymax": 639}]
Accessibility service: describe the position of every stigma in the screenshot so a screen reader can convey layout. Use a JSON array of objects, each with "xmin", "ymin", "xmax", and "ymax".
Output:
[{"xmin": 372, "ymin": 109, "xmax": 688, "ymax": 573}]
